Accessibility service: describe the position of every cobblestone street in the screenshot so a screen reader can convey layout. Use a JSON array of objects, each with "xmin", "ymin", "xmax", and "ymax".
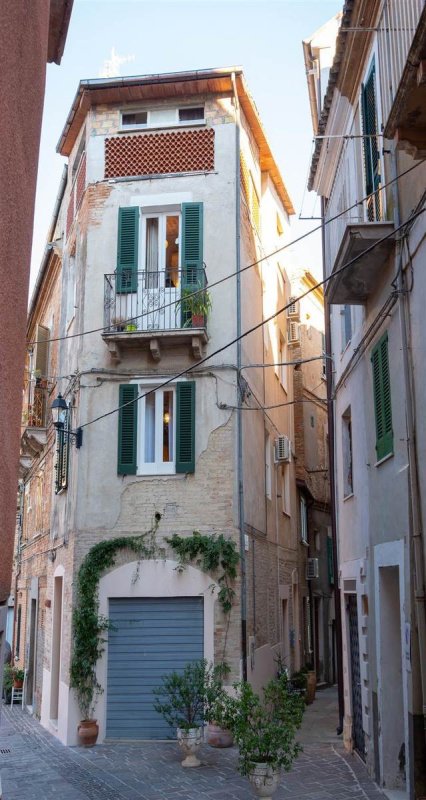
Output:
[{"xmin": 0, "ymin": 688, "xmax": 386, "ymax": 800}]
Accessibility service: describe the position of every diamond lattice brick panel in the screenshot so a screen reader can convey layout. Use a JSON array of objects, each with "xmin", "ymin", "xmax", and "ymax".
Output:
[{"xmin": 105, "ymin": 128, "xmax": 215, "ymax": 178}]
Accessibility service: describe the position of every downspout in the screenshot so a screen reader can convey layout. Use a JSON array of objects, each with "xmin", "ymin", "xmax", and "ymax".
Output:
[
  {"xmin": 232, "ymin": 71, "xmax": 248, "ymax": 681},
  {"xmin": 389, "ymin": 144, "xmax": 426, "ymax": 786},
  {"xmin": 322, "ymin": 196, "xmax": 344, "ymax": 734}
]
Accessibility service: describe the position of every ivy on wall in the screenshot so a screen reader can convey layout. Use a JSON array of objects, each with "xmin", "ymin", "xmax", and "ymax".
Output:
[{"xmin": 70, "ymin": 519, "xmax": 239, "ymax": 720}]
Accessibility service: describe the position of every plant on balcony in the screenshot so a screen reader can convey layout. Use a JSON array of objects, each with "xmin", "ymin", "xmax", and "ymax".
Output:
[
  {"xmin": 111, "ymin": 316, "xmax": 126, "ymax": 332},
  {"xmin": 177, "ymin": 288, "xmax": 212, "ymax": 328}
]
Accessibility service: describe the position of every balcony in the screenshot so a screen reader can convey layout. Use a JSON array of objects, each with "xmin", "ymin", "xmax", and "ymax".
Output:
[
  {"xmin": 20, "ymin": 386, "xmax": 49, "ymax": 474},
  {"xmin": 102, "ymin": 268, "xmax": 208, "ymax": 363},
  {"xmin": 326, "ymin": 221, "xmax": 395, "ymax": 305},
  {"xmin": 379, "ymin": 0, "xmax": 426, "ymax": 156}
]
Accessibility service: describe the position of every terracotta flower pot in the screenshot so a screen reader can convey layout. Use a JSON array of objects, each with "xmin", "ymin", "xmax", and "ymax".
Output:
[
  {"xmin": 13, "ymin": 679, "xmax": 23, "ymax": 689},
  {"xmin": 247, "ymin": 762, "xmax": 281, "ymax": 799},
  {"xmin": 207, "ymin": 722, "xmax": 234, "ymax": 748},
  {"xmin": 305, "ymin": 670, "xmax": 316, "ymax": 705},
  {"xmin": 191, "ymin": 314, "xmax": 205, "ymax": 328},
  {"xmin": 77, "ymin": 719, "xmax": 99, "ymax": 747}
]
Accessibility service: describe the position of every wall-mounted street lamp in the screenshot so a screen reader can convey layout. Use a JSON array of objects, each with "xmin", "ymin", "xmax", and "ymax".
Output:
[{"xmin": 51, "ymin": 394, "xmax": 83, "ymax": 448}]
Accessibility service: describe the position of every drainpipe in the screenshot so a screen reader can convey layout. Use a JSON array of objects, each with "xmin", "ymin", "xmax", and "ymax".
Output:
[
  {"xmin": 389, "ymin": 144, "xmax": 426, "ymax": 791},
  {"xmin": 322, "ymin": 197, "xmax": 344, "ymax": 734},
  {"xmin": 232, "ymin": 71, "xmax": 248, "ymax": 682}
]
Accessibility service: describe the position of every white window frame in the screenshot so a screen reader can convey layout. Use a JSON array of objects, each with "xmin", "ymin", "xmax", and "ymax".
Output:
[
  {"xmin": 265, "ymin": 433, "xmax": 272, "ymax": 500},
  {"xmin": 140, "ymin": 210, "xmax": 181, "ymax": 272},
  {"xmin": 120, "ymin": 105, "xmax": 205, "ymax": 132},
  {"xmin": 282, "ymin": 465, "xmax": 291, "ymax": 516},
  {"xmin": 137, "ymin": 384, "xmax": 176, "ymax": 476},
  {"xmin": 300, "ymin": 494, "xmax": 308, "ymax": 544},
  {"xmin": 278, "ymin": 335, "xmax": 288, "ymax": 393}
]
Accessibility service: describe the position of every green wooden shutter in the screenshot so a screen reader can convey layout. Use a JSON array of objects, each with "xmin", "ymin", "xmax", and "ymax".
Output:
[
  {"xmin": 181, "ymin": 203, "xmax": 204, "ymax": 326},
  {"xmin": 117, "ymin": 207, "xmax": 139, "ymax": 293},
  {"xmin": 118, "ymin": 384, "xmax": 138, "ymax": 474},
  {"xmin": 361, "ymin": 62, "xmax": 380, "ymax": 220},
  {"xmin": 371, "ymin": 333, "xmax": 393, "ymax": 461},
  {"xmin": 35, "ymin": 325, "xmax": 50, "ymax": 378},
  {"xmin": 176, "ymin": 381, "xmax": 195, "ymax": 473}
]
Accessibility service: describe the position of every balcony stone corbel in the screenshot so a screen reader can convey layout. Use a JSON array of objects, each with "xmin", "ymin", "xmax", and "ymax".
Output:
[
  {"xmin": 149, "ymin": 338, "xmax": 161, "ymax": 362},
  {"xmin": 191, "ymin": 335, "xmax": 203, "ymax": 360},
  {"xmin": 107, "ymin": 340, "xmax": 121, "ymax": 364}
]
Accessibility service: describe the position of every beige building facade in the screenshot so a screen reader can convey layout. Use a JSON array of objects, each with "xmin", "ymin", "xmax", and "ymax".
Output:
[{"xmin": 12, "ymin": 68, "xmax": 319, "ymax": 745}]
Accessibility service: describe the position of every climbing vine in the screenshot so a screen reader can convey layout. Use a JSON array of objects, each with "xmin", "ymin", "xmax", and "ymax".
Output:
[
  {"xmin": 70, "ymin": 513, "xmax": 161, "ymax": 719},
  {"xmin": 166, "ymin": 531, "xmax": 239, "ymax": 614},
  {"xmin": 70, "ymin": 521, "xmax": 239, "ymax": 720}
]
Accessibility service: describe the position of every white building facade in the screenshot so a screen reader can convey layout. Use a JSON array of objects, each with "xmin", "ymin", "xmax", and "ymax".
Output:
[{"xmin": 304, "ymin": 3, "xmax": 426, "ymax": 797}]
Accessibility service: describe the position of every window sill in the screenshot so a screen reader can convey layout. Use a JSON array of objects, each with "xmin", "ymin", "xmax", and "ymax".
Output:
[
  {"xmin": 343, "ymin": 492, "xmax": 354, "ymax": 501},
  {"xmin": 118, "ymin": 121, "xmax": 206, "ymax": 134},
  {"xmin": 375, "ymin": 451, "xmax": 394, "ymax": 467}
]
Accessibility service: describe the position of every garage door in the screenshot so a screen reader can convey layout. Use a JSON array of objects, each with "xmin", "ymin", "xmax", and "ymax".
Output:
[{"xmin": 106, "ymin": 597, "xmax": 204, "ymax": 739}]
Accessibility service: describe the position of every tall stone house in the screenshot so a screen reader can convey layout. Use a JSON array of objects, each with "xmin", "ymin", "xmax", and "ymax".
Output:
[
  {"xmin": 304, "ymin": 2, "xmax": 426, "ymax": 797},
  {"xmin": 290, "ymin": 269, "xmax": 334, "ymax": 686},
  {"xmin": 0, "ymin": 0, "xmax": 73, "ymax": 686},
  {"xmin": 12, "ymin": 68, "xmax": 319, "ymax": 745}
]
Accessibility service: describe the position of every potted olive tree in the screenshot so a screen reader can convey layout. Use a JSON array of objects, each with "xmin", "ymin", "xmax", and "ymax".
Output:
[
  {"xmin": 154, "ymin": 660, "xmax": 206, "ymax": 767},
  {"xmin": 204, "ymin": 662, "xmax": 238, "ymax": 748},
  {"xmin": 231, "ymin": 675, "xmax": 305, "ymax": 799}
]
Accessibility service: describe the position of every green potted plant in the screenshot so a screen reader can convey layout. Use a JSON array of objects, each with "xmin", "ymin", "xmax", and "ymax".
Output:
[
  {"xmin": 177, "ymin": 288, "xmax": 212, "ymax": 328},
  {"xmin": 125, "ymin": 322, "xmax": 137, "ymax": 332},
  {"xmin": 153, "ymin": 660, "xmax": 206, "ymax": 767},
  {"xmin": 289, "ymin": 668, "xmax": 308, "ymax": 696},
  {"xmin": 111, "ymin": 316, "xmax": 126, "ymax": 332},
  {"xmin": 230, "ymin": 675, "xmax": 304, "ymax": 799},
  {"xmin": 3, "ymin": 664, "xmax": 13, "ymax": 702},
  {"xmin": 12, "ymin": 667, "xmax": 25, "ymax": 689},
  {"xmin": 204, "ymin": 662, "xmax": 238, "ymax": 748}
]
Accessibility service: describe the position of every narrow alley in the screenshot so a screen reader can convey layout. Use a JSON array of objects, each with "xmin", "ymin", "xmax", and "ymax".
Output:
[{"xmin": 0, "ymin": 689, "xmax": 386, "ymax": 800}]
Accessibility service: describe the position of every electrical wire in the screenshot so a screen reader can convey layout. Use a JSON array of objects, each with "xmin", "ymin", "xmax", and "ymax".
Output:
[
  {"xmin": 80, "ymin": 207, "xmax": 425, "ymax": 431},
  {"xmin": 28, "ymin": 158, "xmax": 425, "ymax": 347},
  {"xmin": 219, "ymin": 399, "xmax": 328, "ymax": 411}
]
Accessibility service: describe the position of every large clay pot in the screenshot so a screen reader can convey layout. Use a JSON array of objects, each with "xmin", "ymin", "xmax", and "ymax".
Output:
[
  {"xmin": 77, "ymin": 719, "xmax": 99, "ymax": 747},
  {"xmin": 305, "ymin": 671, "xmax": 317, "ymax": 705},
  {"xmin": 247, "ymin": 762, "xmax": 281, "ymax": 799},
  {"xmin": 13, "ymin": 679, "xmax": 23, "ymax": 689},
  {"xmin": 207, "ymin": 722, "xmax": 234, "ymax": 748},
  {"xmin": 177, "ymin": 726, "xmax": 202, "ymax": 767}
]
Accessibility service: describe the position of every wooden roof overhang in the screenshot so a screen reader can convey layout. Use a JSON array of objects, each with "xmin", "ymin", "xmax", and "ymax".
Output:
[{"xmin": 57, "ymin": 67, "xmax": 294, "ymax": 216}]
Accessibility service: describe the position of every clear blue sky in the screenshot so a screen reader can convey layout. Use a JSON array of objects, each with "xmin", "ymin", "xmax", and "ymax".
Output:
[{"xmin": 31, "ymin": 0, "xmax": 342, "ymax": 289}]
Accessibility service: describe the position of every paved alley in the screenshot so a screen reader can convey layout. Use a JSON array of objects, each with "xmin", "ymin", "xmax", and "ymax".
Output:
[{"xmin": 0, "ymin": 688, "xmax": 385, "ymax": 800}]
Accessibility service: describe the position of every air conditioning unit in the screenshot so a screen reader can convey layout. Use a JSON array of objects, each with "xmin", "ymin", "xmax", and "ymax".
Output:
[
  {"xmin": 287, "ymin": 298, "xmax": 300, "ymax": 320},
  {"xmin": 274, "ymin": 435, "xmax": 291, "ymax": 463},
  {"xmin": 287, "ymin": 321, "xmax": 300, "ymax": 345},
  {"xmin": 306, "ymin": 558, "xmax": 319, "ymax": 580}
]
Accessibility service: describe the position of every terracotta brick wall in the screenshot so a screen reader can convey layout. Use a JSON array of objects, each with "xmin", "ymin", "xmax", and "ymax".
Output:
[{"xmin": 105, "ymin": 128, "xmax": 215, "ymax": 178}]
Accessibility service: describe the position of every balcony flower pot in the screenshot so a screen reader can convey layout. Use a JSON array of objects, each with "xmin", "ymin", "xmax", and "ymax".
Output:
[
  {"xmin": 191, "ymin": 313, "xmax": 205, "ymax": 328},
  {"xmin": 77, "ymin": 719, "xmax": 99, "ymax": 747},
  {"xmin": 177, "ymin": 726, "xmax": 203, "ymax": 767},
  {"xmin": 125, "ymin": 323, "xmax": 137, "ymax": 332}
]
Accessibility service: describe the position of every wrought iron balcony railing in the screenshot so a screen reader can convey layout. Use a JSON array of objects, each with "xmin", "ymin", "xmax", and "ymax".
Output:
[
  {"xmin": 103, "ymin": 268, "xmax": 208, "ymax": 334},
  {"xmin": 21, "ymin": 386, "xmax": 48, "ymax": 428}
]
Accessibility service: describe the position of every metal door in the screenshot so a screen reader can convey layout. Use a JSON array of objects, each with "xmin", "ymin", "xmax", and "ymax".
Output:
[
  {"xmin": 347, "ymin": 594, "xmax": 365, "ymax": 759},
  {"xmin": 106, "ymin": 597, "xmax": 204, "ymax": 740}
]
